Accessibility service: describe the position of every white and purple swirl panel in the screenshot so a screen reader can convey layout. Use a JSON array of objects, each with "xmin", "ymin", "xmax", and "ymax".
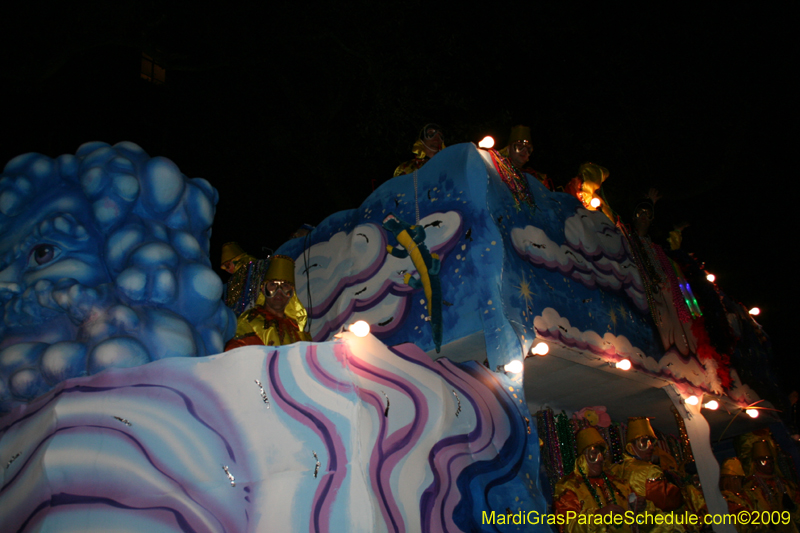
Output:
[{"xmin": 1, "ymin": 336, "xmax": 545, "ymax": 532}]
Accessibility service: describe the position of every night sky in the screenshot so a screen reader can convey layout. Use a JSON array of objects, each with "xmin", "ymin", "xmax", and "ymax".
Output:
[{"xmin": 2, "ymin": 4, "xmax": 797, "ymax": 396}]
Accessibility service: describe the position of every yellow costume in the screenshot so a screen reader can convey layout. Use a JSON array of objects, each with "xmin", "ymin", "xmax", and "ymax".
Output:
[
  {"xmin": 720, "ymin": 458, "xmax": 756, "ymax": 533},
  {"xmin": 610, "ymin": 418, "xmax": 684, "ymax": 513},
  {"xmin": 739, "ymin": 437, "xmax": 800, "ymax": 533},
  {"xmin": 564, "ymin": 163, "xmax": 615, "ymax": 220},
  {"xmin": 393, "ymin": 124, "xmax": 445, "ymax": 177},
  {"xmin": 554, "ymin": 427, "xmax": 633, "ymax": 533},
  {"xmin": 499, "ymin": 125, "xmax": 554, "ymax": 191},
  {"xmin": 220, "ymin": 241, "xmax": 256, "ymax": 273},
  {"xmin": 225, "ymin": 255, "xmax": 312, "ymax": 349}
]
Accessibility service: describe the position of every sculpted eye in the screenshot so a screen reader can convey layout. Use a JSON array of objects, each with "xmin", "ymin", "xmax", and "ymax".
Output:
[{"xmin": 29, "ymin": 244, "xmax": 60, "ymax": 267}]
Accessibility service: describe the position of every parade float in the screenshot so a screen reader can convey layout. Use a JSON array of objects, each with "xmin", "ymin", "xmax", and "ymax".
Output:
[{"xmin": 0, "ymin": 141, "xmax": 785, "ymax": 531}]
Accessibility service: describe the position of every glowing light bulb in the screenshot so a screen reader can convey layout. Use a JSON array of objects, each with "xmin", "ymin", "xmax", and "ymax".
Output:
[
  {"xmin": 531, "ymin": 342, "xmax": 549, "ymax": 356},
  {"xmin": 590, "ymin": 197, "xmax": 601, "ymax": 208},
  {"xmin": 749, "ymin": 307, "xmax": 760, "ymax": 316},
  {"xmin": 685, "ymin": 395, "xmax": 699, "ymax": 406},
  {"xmin": 706, "ymin": 273, "xmax": 716, "ymax": 282},
  {"xmin": 746, "ymin": 409, "xmax": 759, "ymax": 418},
  {"xmin": 504, "ymin": 360, "xmax": 524, "ymax": 373},
  {"xmin": 478, "ymin": 136, "xmax": 495, "ymax": 149},
  {"xmin": 704, "ymin": 400, "xmax": 719, "ymax": 410},
  {"xmin": 615, "ymin": 359, "xmax": 632, "ymax": 370},
  {"xmin": 349, "ymin": 320, "xmax": 371, "ymax": 337}
]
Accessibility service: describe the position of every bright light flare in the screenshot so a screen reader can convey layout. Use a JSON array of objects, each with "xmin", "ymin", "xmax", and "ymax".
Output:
[
  {"xmin": 746, "ymin": 408, "xmax": 759, "ymax": 418},
  {"xmin": 704, "ymin": 400, "xmax": 719, "ymax": 410},
  {"xmin": 615, "ymin": 359, "xmax": 632, "ymax": 371},
  {"xmin": 348, "ymin": 320, "xmax": 371, "ymax": 337},
  {"xmin": 706, "ymin": 273, "xmax": 716, "ymax": 283},
  {"xmin": 530, "ymin": 342, "xmax": 549, "ymax": 356},
  {"xmin": 504, "ymin": 360, "xmax": 524, "ymax": 374},
  {"xmin": 478, "ymin": 136, "xmax": 495, "ymax": 149},
  {"xmin": 749, "ymin": 307, "xmax": 760, "ymax": 316},
  {"xmin": 685, "ymin": 395, "xmax": 699, "ymax": 406},
  {"xmin": 589, "ymin": 197, "xmax": 602, "ymax": 208}
]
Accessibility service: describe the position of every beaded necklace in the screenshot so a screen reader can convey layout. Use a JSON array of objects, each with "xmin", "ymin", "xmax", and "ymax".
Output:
[
  {"xmin": 487, "ymin": 149, "xmax": 538, "ymax": 213},
  {"xmin": 556, "ymin": 411, "xmax": 576, "ymax": 475},
  {"xmin": 542, "ymin": 409, "xmax": 565, "ymax": 490},
  {"xmin": 577, "ymin": 463, "xmax": 619, "ymax": 508},
  {"xmin": 607, "ymin": 424, "xmax": 624, "ymax": 464}
]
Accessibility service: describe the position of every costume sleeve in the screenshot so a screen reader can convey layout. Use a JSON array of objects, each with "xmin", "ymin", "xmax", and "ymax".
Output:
[
  {"xmin": 225, "ymin": 310, "xmax": 264, "ymax": 351},
  {"xmin": 394, "ymin": 159, "xmax": 423, "ymax": 178},
  {"xmin": 393, "ymin": 161, "xmax": 411, "ymax": 177},
  {"xmin": 725, "ymin": 497, "xmax": 746, "ymax": 515},
  {"xmin": 682, "ymin": 485, "xmax": 707, "ymax": 517},
  {"xmin": 225, "ymin": 333, "xmax": 264, "ymax": 351},
  {"xmin": 644, "ymin": 477, "xmax": 683, "ymax": 512},
  {"xmin": 554, "ymin": 489, "xmax": 583, "ymax": 533}
]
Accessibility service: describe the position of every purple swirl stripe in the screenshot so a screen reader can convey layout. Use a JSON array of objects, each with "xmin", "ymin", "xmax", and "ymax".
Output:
[{"xmin": 266, "ymin": 347, "xmax": 348, "ymax": 533}]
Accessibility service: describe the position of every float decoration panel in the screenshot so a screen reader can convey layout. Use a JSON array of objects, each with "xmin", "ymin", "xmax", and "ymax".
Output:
[{"xmin": 0, "ymin": 335, "xmax": 546, "ymax": 533}]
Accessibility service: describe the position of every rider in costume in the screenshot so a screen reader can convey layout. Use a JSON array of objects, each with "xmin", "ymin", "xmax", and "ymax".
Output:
[
  {"xmin": 719, "ymin": 458, "xmax": 755, "ymax": 533},
  {"xmin": 393, "ymin": 123, "xmax": 445, "ymax": 177},
  {"xmin": 500, "ymin": 125, "xmax": 554, "ymax": 191},
  {"xmin": 610, "ymin": 417, "xmax": 684, "ymax": 513},
  {"xmin": 554, "ymin": 427, "xmax": 633, "ymax": 533},
  {"xmin": 220, "ymin": 241, "xmax": 256, "ymax": 274},
  {"xmin": 224, "ymin": 255, "xmax": 312, "ymax": 349},
  {"xmin": 740, "ymin": 436, "xmax": 800, "ymax": 533}
]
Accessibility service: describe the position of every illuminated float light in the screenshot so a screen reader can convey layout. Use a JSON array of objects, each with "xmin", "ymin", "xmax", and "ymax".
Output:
[
  {"xmin": 685, "ymin": 395, "xmax": 699, "ymax": 406},
  {"xmin": 703, "ymin": 400, "xmax": 719, "ymax": 410},
  {"xmin": 589, "ymin": 197, "xmax": 601, "ymax": 209},
  {"xmin": 478, "ymin": 136, "xmax": 495, "ymax": 149},
  {"xmin": 706, "ymin": 273, "xmax": 716, "ymax": 282},
  {"xmin": 746, "ymin": 409, "xmax": 759, "ymax": 418},
  {"xmin": 615, "ymin": 359, "xmax": 632, "ymax": 371},
  {"xmin": 348, "ymin": 320, "xmax": 371, "ymax": 337},
  {"xmin": 749, "ymin": 307, "xmax": 760, "ymax": 316},
  {"xmin": 504, "ymin": 359, "xmax": 524, "ymax": 374},
  {"xmin": 530, "ymin": 342, "xmax": 549, "ymax": 356}
]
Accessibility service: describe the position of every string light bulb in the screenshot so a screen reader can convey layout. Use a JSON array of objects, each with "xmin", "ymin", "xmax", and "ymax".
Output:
[
  {"xmin": 615, "ymin": 359, "xmax": 632, "ymax": 370},
  {"xmin": 703, "ymin": 400, "xmax": 719, "ymax": 410},
  {"xmin": 530, "ymin": 342, "xmax": 549, "ymax": 356},
  {"xmin": 504, "ymin": 360, "xmax": 523, "ymax": 374},
  {"xmin": 746, "ymin": 408, "xmax": 759, "ymax": 418},
  {"xmin": 590, "ymin": 197, "xmax": 602, "ymax": 208},
  {"xmin": 685, "ymin": 395, "xmax": 699, "ymax": 406},
  {"xmin": 478, "ymin": 136, "xmax": 495, "ymax": 149},
  {"xmin": 749, "ymin": 307, "xmax": 760, "ymax": 316},
  {"xmin": 348, "ymin": 320, "xmax": 371, "ymax": 337},
  {"xmin": 706, "ymin": 273, "xmax": 716, "ymax": 282}
]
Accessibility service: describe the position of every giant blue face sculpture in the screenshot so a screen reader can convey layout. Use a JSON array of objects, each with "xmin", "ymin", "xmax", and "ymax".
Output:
[{"xmin": 0, "ymin": 141, "xmax": 236, "ymax": 414}]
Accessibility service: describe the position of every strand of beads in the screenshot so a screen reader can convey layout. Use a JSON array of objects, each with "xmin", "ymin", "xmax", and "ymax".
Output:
[
  {"xmin": 539, "ymin": 409, "xmax": 561, "ymax": 493},
  {"xmin": 556, "ymin": 411, "xmax": 576, "ymax": 476},
  {"xmin": 607, "ymin": 423, "xmax": 625, "ymax": 464},
  {"xmin": 488, "ymin": 149, "xmax": 537, "ymax": 213},
  {"xmin": 670, "ymin": 405, "xmax": 693, "ymax": 464},
  {"xmin": 536, "ymin": 412, "xmax": 554, "ymax": 495},
  {"xmin": 577, "ymin": 464, "xmax": 618, "ymax": 509}
]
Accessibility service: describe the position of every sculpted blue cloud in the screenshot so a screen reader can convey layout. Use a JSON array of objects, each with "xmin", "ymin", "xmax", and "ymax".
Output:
[{"xmin": 0, "ymin": 142, "xmax": 235, "ymax": 414}]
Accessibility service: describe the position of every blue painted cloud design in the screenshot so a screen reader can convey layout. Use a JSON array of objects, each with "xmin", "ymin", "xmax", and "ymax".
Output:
[
  {"xmin": 291, "ymin": 212, "xmax": 462, "ymax": 342},
  {"xmin": 510, "ymin": 207, "xmax": 646, "ymax": 311}
]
